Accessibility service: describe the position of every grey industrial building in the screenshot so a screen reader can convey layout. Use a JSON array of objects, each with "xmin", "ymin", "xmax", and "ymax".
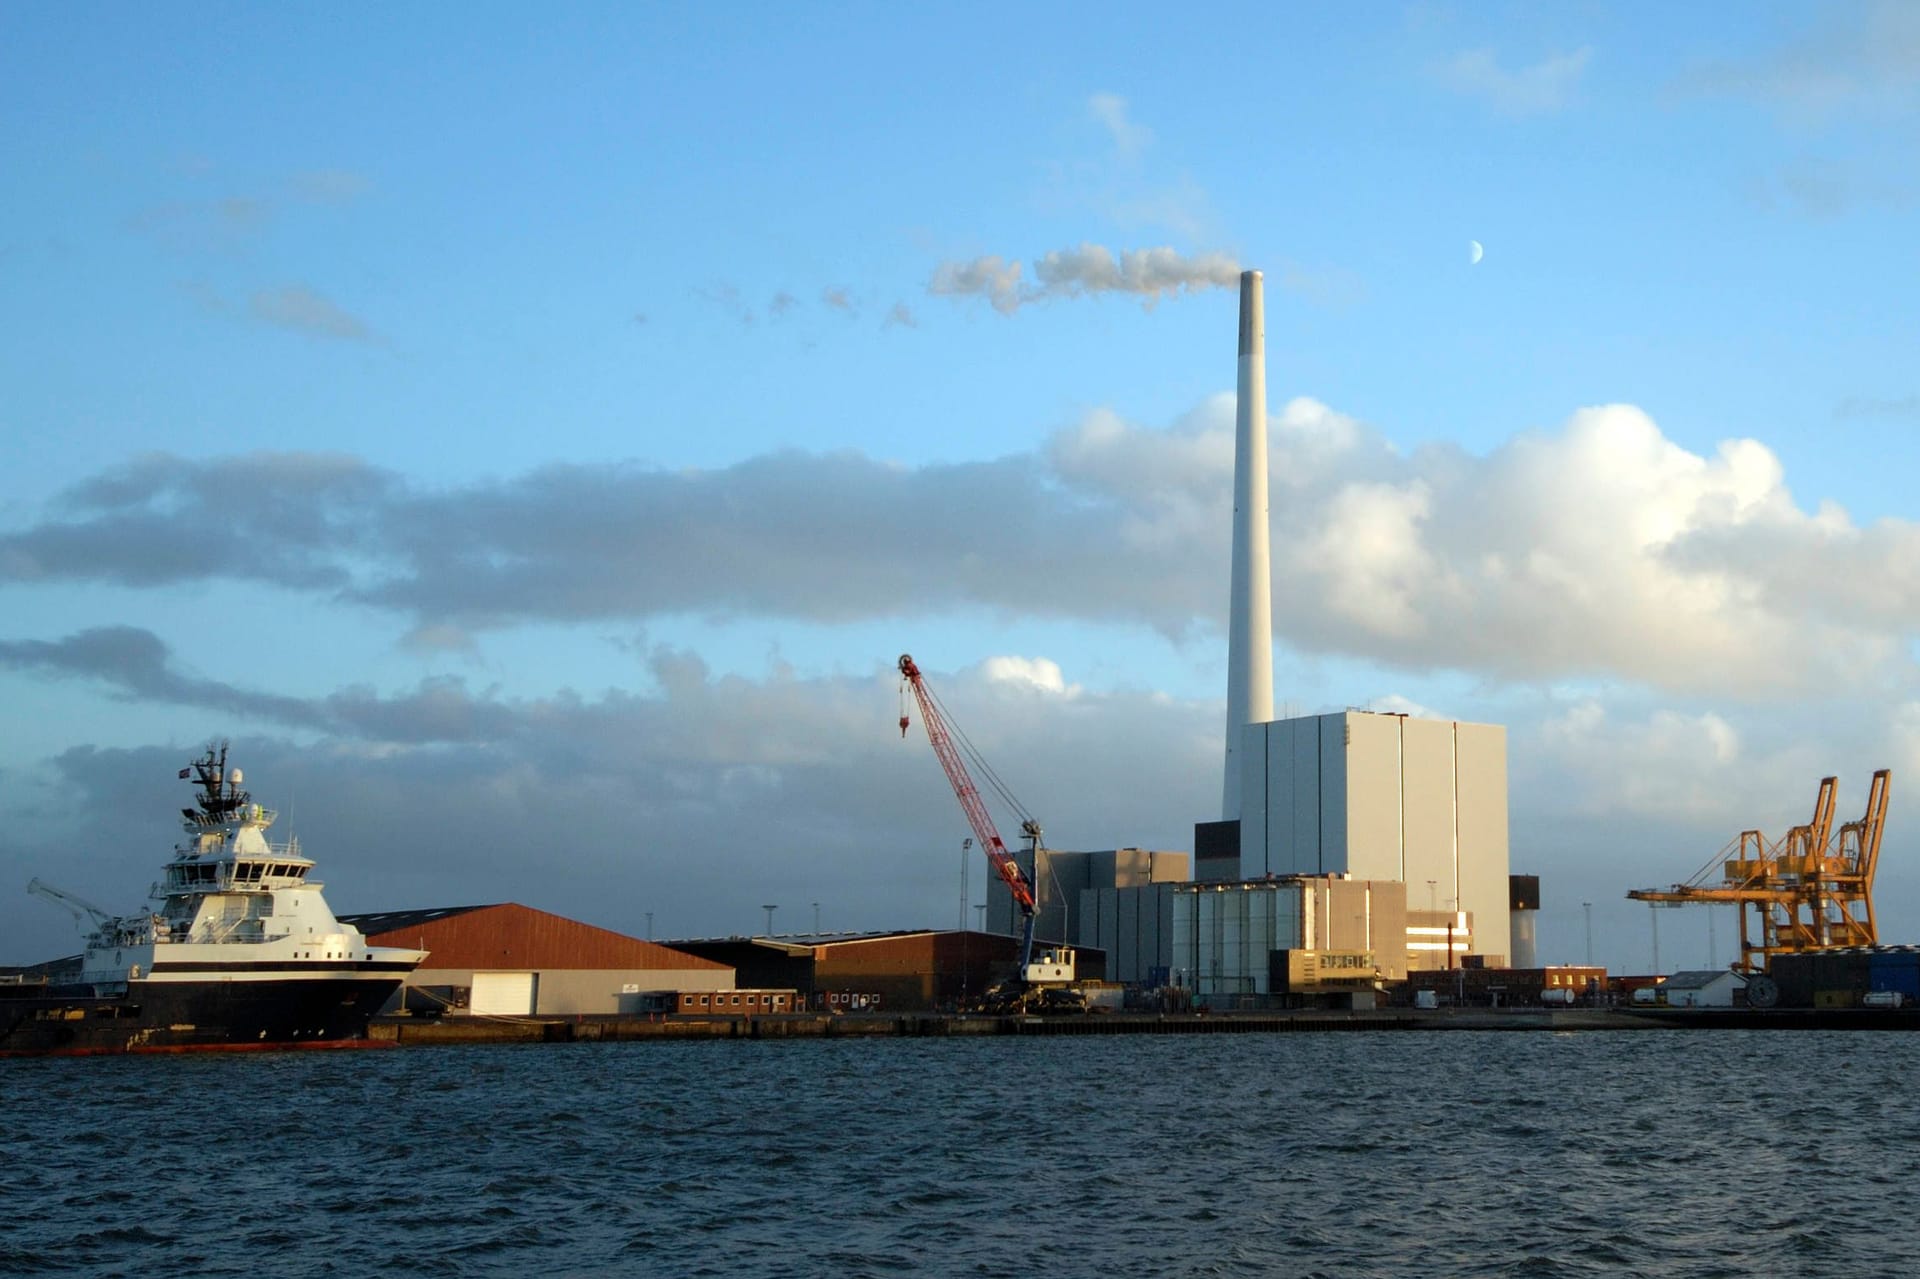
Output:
[
  {"xmin": 1236, "ymin": 710, "xmax": 1511, "ymax": 968},
  {"xmin": 1171, "ymin": 875, "xmax": 1410, "ymax": 1004},
  {"xmin": 984, "ymin": 848, "xmax": 1187, "ymax": 986}
]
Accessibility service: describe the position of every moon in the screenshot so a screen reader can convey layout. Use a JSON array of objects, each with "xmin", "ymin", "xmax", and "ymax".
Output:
[{"xmin": 1469, "ymin": 240, "xmax": 1484, "ymax": 265}]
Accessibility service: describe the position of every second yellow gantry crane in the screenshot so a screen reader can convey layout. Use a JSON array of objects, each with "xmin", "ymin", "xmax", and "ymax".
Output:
[{"xmin": 1628, "ymin": 769, "xmax": 1890, "ymax": 973}]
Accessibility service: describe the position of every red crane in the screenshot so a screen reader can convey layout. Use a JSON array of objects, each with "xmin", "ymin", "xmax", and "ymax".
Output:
[{"xmin": 897, "ymin": 653, "xmax": 1040, "ymax": 969}]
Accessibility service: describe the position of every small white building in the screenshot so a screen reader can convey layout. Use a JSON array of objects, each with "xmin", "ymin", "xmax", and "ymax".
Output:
[{"xmin": 1661, "ymin": 969, "xmax": 1748, "ymax": 1008}]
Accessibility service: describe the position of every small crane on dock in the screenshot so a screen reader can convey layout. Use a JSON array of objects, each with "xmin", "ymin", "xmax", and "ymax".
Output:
[
  {"xmin": 1628, "ymin": 769, "xmax": 1890, "ymax": 973},
  {"xmin": 896, "ymin": 654, "xmax": 1044, "ymax": 977}
]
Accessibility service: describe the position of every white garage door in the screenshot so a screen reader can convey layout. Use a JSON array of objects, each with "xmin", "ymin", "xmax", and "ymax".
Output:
[{"xmin": 470, "ymin": 971, "xmax": 537, "ymax": 1015}]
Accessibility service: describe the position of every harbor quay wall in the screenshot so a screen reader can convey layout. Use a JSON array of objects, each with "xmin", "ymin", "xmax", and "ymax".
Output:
[{"xmin": 364, "ymin": 1007, "xmax": 1714, "ymax": 1046}]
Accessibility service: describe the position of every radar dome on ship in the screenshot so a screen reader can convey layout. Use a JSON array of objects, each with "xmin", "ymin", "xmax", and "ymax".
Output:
[{"xmin": 230, "ymin": 769, "xmax": 243, "ymax": 784}]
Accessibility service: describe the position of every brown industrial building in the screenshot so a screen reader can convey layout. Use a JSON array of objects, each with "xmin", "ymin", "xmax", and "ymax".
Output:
[
  {"xmin": 670, "ymin": 930, "xmax": 1106, "ymax": 1012},
  {"xmin": 1396, "ymin": 964, "xmax": 1608, "ymax": 1007},
  {"xmin": 650, "ymin": 989, "xmax": 800, "ymax": 1015},
  {"xmin": 345, "ymin": 903, "xmax": 733, "ymax": 1016}
]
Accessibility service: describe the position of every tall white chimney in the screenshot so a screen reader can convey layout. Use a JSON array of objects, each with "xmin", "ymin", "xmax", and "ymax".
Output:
[{"xmin": 1223, "ymin": 269, "xmax": 1274, "ymax": 820}]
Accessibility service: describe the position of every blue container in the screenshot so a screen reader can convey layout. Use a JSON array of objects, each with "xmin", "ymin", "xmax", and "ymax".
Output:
[{"xmin": 1870, "ymin": 965, "xmax": 1920, "ymax": 998}]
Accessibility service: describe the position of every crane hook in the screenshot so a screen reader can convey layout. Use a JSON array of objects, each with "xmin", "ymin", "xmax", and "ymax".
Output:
[{"xmin": 898, "ymin": 681, "xmax": 910, "ymax": 737}]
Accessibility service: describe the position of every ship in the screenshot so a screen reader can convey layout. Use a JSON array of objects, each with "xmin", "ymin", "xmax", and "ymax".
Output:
[{"xmin": 0, "ymin": 743, "xmax": 425, "ymax": 1055}]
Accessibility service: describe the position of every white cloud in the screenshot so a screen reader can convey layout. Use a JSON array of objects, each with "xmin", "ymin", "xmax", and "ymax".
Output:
[
  {"xmin": 928, "ymin": 255, "xmax": 1027, "ymax": 314},
  {"xmin": 289, "ymin": 169, "xmax": 373, "ymax": 204},
  {"xmin": 1054, "ymin": 395, "xmax": 1920, "ymax": 693},
  {"xmin": 693, "ymin": 282, "xmax": 757, "ymax": 325},
  {"xmin": 9, "ymin": 633, "xmax": 1915, "ymax": 971},
  {"xmin": 11, "ymin": 396, "xmax": 1920, "ymax": 698},
  {"xmin": 0, "ymin": 647, "xmax": 1218, "ymax": 961},
  {"xmin": 1838, "ymin": 394, "xmax": 1920, "ymax": 422},
  {"xmin": 1434, "ymin": 47, "xmax": 1592, "ymax": 116},
  {"xmin": 249, "ymin": 285, "xmax": 372, "ymax": 341},
  {"xmin": 1681, "ymin": 1, "xmax": 1920, "ymax": 121},
  {"xmin": 980, "ymin": 656, "xmax": 1076, "ymax": 696},
  {"xmin": 1088, "ymin": 92, "xmax": 1152, "ymax": 160},
  {"xmin": 399, "ymin": 623, "xmax": 479, "ymax": 657},
  {"xmin": 1534, "ymin": 700, "xmax": 1747, "ymax": 822},
  {"xmin": 1743, "ymin": 155, "xmax": 1916, "ymax": 220},
  {"xmin": 1297, "ymin": 480, "xmax": 1439, "ymax": 639},
  {"xmin": 931, "ymin": 243, "xmax": 1240, "ymax": 315}
]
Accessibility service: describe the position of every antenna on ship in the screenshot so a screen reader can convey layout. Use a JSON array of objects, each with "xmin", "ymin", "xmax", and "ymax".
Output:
[{"xmin": 284, "ymin": 776, "xmax": 299, "ymax": 857}]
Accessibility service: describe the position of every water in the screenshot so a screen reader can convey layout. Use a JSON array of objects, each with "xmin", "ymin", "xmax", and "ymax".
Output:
[{"xmin": 4, "ymin": 1031, "xmax": 1917, "ymax": 1277}]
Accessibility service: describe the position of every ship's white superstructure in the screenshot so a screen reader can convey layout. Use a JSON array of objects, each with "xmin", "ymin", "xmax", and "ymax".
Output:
[
  {"xmin": 69, "ymin": 745, "xmax": 424, "ymax": 989},
  {"xmin": 6, "ymin": 742, "xmax": 423, "ymax": 1053}
]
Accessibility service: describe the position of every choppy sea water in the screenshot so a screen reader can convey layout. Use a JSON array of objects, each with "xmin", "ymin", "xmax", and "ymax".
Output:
[{"xmin": 4, "ymin": 1031, "xmax": 1918, "ymax": 1278}]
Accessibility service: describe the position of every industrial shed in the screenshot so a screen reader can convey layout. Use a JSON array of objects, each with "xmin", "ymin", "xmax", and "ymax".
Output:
[
  {"xmin": 344, "ymin": 903, "xmax": 733, "ymax": 1016},
  {"xmin": 815, "ymin": 930, "xmax": 1100, "ymax": 1011},
  {"xmin": 671, "ymin": 931, "xmax": 1107, "ymax": 1012},
  {"xmin": 1660, "ymin": 969, "xmax": 1747, "ymax": 1008}
]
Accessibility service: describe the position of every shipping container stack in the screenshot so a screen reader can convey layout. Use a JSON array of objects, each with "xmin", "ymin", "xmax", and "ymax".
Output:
[{"xmin": 1770, "ymin": 946, "xmax": 1920, "ymax": 1008}]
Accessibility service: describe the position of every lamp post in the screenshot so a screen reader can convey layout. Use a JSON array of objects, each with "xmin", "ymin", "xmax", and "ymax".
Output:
[
  {"xmin": 812, "ymin": 901, "xmax": 821, "ymax": 935},
  {"xmin": 1582, "ymin": 902, "xmax": 1592, "ymax": 968},
  {"xmin": 762, "ymin": 904, "xmax": 777, "ymax": 936},
  {"xmin": 961, "ymin": 837, "xmax": 972, "ymax": 933},
  {"xmin": 645, "ymin": 911, "xmax": 653, "ymax": 941}
]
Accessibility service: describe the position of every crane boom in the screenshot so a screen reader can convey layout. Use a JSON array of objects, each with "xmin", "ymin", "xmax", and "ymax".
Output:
[
  {"xmin": 28, "ymin": 877, "xmax": 116, "ymax": 936},
  {"xmin": 897, "ymin": 654, "xmax": 1040, "ymax": 968}
]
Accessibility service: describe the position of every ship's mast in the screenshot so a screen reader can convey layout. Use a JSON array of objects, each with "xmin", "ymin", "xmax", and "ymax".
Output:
[{"xmin": 187, "ymin": 741, "xmax": 251, "ymax": 823}]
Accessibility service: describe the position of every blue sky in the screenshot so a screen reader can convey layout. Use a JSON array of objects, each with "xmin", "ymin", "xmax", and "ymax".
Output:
[{"xmin": 3, "ymin": 4, "xmax": 1918, "ymax": 971}]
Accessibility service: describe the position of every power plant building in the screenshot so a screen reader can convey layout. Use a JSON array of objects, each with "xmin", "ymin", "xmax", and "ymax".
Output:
[
  {"xmin": 971, "ymin": 268, "xmax": 1518, "ymax": 999},
  {"xmin": 1237, "ymin": 710, "xmax": 1511, "ymax": 967},
  {"xmin": 1171, "ymin": 876, "xmax": 1409, "ymax": 1002},
  {"xmin": 985, "ymin": 848, "xmax": 1189, "ymax": 985}
]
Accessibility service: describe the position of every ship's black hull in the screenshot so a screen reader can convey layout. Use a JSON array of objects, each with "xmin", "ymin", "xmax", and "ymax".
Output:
[{"xmin": 0, "ymin": 976, "xmax": 403, "ymax": 1056}]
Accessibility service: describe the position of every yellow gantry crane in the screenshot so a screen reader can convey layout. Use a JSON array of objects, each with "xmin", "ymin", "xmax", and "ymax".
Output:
[{"xmin": 1628, "ymin": 770, "xmax": 1890, "ymax": 973}]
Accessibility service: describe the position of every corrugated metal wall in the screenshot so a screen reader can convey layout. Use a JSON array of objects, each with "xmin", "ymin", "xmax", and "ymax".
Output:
[{"xmin": 1077, "ymin": 881, "xmax": 1183, "ymax": 985}]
